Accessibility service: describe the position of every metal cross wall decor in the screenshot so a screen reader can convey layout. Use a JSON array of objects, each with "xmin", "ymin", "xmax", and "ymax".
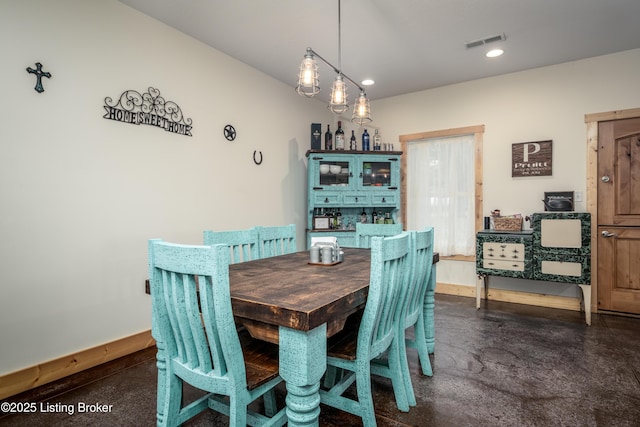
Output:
[{"xmin": 26, "ymin": 62, "xmax": 52, "ymax": 93}]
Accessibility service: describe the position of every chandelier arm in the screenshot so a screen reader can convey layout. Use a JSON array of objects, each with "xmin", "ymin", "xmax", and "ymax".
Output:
[{"xmin": 307, "ymin": 48, "xmax": 365, "ymax": 93}]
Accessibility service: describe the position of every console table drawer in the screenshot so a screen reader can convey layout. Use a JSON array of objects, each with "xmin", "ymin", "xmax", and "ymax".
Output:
[
  {"xmin": 483, "ymin": 242, "xmax": 526, "ymax": 261},
  {"xmin": 482, "ymin": 259, "xmax": 525, "ymax": 272},
  {"xmin": 540, "ymin": 260, "xmax": 581, "ymax": 277},
  {"xmin": 533, "ymin": 254, "xmax": 590, "ymax": 283}
]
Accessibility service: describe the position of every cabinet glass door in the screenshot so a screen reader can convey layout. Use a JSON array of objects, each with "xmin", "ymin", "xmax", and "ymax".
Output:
[
  {"xmin": 318, "ymin": 160, "xmax": 351, "ymax": 187},
  {"xmin": 360, "ymin": 159, "xmax": 395, "ymax": 188}
]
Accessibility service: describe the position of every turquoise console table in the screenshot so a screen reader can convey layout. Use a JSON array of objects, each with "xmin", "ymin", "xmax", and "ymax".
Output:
[{"xmin": 476, "ymin": 212, "xmax": 592, "ymax": 325}]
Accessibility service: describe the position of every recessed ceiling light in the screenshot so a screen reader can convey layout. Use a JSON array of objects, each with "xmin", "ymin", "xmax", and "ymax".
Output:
[
  {"xmin": 361, "ymin": 79, "xmax": 375, "ymax": 86},
  {"xmin": 486, "ymin": 49, "xmax": 504, "ymax": 58}
]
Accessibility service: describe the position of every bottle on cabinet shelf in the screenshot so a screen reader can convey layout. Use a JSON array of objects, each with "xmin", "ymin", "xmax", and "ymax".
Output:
[
  {"xmin": 350, "ymin": 130, "xmax": 357, "ymax": 150},
  {"xmin": 373, "ymin": 129, "xmax": 381, "ymax": 151},
  {"xmin": 325, "ymin": 124, "xmax": 333, "ymax": 150},
  {"xmin": 362, "ymin": 129, "xmax": 370, "ymax": 151},
  {"xmin": 335, "ymin": 121, "xmax": 345, "ymax": 150}
]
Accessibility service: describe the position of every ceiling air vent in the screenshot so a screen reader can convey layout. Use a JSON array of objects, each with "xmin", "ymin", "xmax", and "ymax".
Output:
[{"xmin": 465, "ymin": 33, "xmax": 506, "ymax": 49}]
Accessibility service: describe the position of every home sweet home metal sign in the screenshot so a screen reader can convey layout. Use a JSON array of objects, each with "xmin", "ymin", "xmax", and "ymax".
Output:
[
  {"xmin": 512, "ymin": 140, "xmax": 552, "ymax": 177},
  {"xmin": 103, "ymin": 87, "xmax": 193, "ymax": 136}
]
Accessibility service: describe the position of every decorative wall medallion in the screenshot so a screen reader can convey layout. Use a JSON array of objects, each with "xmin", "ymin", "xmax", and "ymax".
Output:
[
  {"xmin": 26, "ymin": 62, "xmax": 51, "ymax": 93},
  {"xmin": 103, "ymin": 87, "xmax": 193, "ymax": 136},
  {"xmin": 224, "ymin": 125, "xmax": 236, "ymax": 141}
]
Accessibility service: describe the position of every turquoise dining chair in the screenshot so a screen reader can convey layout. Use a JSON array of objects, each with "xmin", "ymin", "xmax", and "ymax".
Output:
[
  {"xmin": 148, "ymin": 239, "xmax": 287, "ymax": 427},
  {"xmin": 354, "ymin": 222, "xmax": 403, "ymax": 248},
  {"xmin": 389, "ymin": 228, "xmax": 435, "ymax": 408},
  {"xmin": 256, "ymin": 224, "xmax": 296, "ymax": 258},
  {"xmin": 203, "ymin": 227, "xmax": 260, "ymax": 264},
  {"xmin": 403, "ymin": 228, "xmax": 434, "ymax": 373},
  {"xmin": 363, "ymin": 229, "xmax": 434, "ymax": 412},
  {"xmin": 320, "ymin": 233, "xmax": 411, "ymax": 426}
]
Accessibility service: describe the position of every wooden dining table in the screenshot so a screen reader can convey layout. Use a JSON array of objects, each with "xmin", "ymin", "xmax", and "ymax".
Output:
[
  {"xmin": 145, "ymin": 246, "xmax": 438, "ymax": 426},
  {"xmin": 227, "ymin": 247, "xmax": 439, "ymax": 427},
  {"xmin": 229, "ymin": 247, "xmax": 370, "ymax": 426}
]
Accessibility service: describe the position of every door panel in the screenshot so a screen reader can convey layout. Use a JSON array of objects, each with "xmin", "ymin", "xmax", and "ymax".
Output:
[
  {"xmin": 597, "ymin": 227, "xmax": 640, "ymax": 312},
  {"xmin": 598, "ymin": 120, "xmax": 640, "ymax": 226},
  {"xmin": 598, "ymin": 117, "xmax": 640, "ymax": 314}
]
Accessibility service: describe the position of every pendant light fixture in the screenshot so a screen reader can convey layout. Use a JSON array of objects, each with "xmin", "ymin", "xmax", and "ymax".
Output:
[{"xmin": 295, "ymin": 0, "xmax": 372, "ymax": 124}]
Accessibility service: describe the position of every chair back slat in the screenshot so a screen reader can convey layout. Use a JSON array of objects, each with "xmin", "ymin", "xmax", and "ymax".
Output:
[
  {"xmin": 171, "ymin": 271, "xmax": 212, "ymax": 372},
  {"xmin": 149, "ymin": 241, "xmax": 245, "ymax": 384},
  {"xmin": 354, "ymin": 223, "xmax": 403, "ymax": 248},
  {"xmin": 360, "ymin": 232, "xmax": 409, "ymax": 359},
  {"xmin": 256, "ymin": 224, "xmax": 297, "ymax": 257},
  {"xmin": 203, "ymin": 228, "xmax": 260, "ymax": 264}
]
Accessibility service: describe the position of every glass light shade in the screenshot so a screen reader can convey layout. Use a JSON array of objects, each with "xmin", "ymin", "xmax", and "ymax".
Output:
[
  {"xmin": 296, "ymin": 54, "xmax": 320, "ymax": 97},
  {"xmin": 329, "ymin": 74, "xmax": 349, "ymax": 114},
  {"xmin": 351, "ymin": 91, "xmax": 372, "ymax": 125}
]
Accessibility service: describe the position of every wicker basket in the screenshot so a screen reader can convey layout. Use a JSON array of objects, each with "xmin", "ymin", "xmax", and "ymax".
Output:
[{"xmin": 493, "ymin": 216, "xmax": 522, "ymax": 231}]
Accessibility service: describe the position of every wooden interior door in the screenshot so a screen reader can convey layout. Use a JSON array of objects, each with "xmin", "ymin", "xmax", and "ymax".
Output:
[{"xmin": 597, "ymin": 117, "xmax": 640, "ymax": 313}]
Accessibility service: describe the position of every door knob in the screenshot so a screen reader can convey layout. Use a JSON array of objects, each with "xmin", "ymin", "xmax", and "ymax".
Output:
[
  {"xmin": 601, "ymin": 230, "xmax": 617, "ymax": 238},
  {"xmin": 601, "ymin": 175, "xmax": 611, "ymax": 183}
]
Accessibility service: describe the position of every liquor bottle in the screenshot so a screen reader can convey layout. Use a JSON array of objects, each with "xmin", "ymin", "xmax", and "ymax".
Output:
[
  {"xmin": 372, "ymin": 209, "xmax": 378, "ymax": 224},
  {"xmin": 373, "ymin": 129, "xmax": 381, "ymax": 151},
  {"xmin": 336, "ymin": 208, "xmax": 342, "ymax": 228},
  {"xmin": 325, "ymin": 124, "xmax": 333, "ymax": 150},
  {"xmin": 362, "ymin": 129, "xmax": 370, "ymax": 151},
  {"xmin": 360, "ymin": 208, "xmax": 367, "ymax": 223},
  {"xmin": 335, "ymin": 121, "xmax": 345, "ymax": 150},
  {"xmin": 350, "ymin": 130, "xmax": 357, "ymax": 150}
]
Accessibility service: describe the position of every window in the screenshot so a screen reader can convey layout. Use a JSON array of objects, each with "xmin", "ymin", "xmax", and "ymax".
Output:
[{"xmin": 400, "ymin": 125, "xmax": 484, "ymax": 258}]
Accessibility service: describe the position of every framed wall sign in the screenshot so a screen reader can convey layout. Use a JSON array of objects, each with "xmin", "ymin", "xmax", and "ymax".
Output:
[{"xmin": 512, "ymin": 140, "xmax": 552, "ymax": 177}]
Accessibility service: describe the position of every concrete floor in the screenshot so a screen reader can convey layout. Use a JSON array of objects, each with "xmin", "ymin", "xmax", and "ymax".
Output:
[{"xmin": 2, "ymin": 294, "xmax": 640, "ymax": 426}]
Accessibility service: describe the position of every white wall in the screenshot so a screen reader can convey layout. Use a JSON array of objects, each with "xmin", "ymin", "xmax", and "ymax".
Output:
[
  {"xmin": 371, "ymin": 48, "xmax": 640, "ymax": 291},
  {"xmin": 0, "ymin": 0, "xmax": 332, "ymax": 375}
]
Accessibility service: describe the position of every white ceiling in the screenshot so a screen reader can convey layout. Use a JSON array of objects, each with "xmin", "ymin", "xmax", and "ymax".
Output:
[{"xmin": 118, "ymin": 0, "xmax": 640, "ymax": 103}]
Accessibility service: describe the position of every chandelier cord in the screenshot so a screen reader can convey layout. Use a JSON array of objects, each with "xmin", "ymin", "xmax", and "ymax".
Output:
[{"xmin": 337, "ymin": 0, "xmax": 342, "ymax": 74}]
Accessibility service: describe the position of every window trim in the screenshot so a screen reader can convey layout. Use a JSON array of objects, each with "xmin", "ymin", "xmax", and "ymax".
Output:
[{"xmin": 399, "ymin": 125, "xmax": 484, "ymax": 260}]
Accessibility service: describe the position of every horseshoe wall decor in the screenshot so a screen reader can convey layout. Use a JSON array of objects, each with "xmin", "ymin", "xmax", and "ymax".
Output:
[
  {"xmin": 224, "ymin": 124, "xmax": 236, "ymax": 141},
  {"xmin": 253, "ymin": 150, "xmax": 263, "ymax": 165}
]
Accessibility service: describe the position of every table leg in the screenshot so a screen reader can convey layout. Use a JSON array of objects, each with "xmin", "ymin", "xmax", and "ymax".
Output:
[
  {"xmin": 578, "ymin": 284, "xmax": 592, "ymax": 326},
  {"xmin": 279, "ymin": 324, "xmax": 327, "ymax": 427},
  {"xmin": 476, "ymin": 275, "xmax": 486, "ymax": 309},
  {"xmin": 424, "ymin": 263, "xmax": 437, "ymax": 354}
]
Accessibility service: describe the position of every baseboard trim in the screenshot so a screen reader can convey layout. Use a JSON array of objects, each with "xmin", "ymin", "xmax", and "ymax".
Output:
[
  {"xmin": 0, "ymin": 330, "xmax": 155, "ymax": 400},
  {"xmin": 436, "ymin": 282, "xmax": 581, "ymax": 311}
]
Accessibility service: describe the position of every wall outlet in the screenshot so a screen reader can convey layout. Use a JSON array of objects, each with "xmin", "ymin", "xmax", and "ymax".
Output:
[{"xmin": 575, "ymin": 191, "xmax": 583, "ymax": 202}]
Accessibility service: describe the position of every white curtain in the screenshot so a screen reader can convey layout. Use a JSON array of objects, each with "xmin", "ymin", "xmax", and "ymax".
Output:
[{"xmin": 407, "ymin": 134, "xmax": 475, "ymax": 256}]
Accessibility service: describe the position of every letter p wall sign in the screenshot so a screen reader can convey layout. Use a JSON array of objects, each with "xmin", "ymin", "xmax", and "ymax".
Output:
[{"xmin": 512, "ymin": 140, "xmax": 552, "ymax": 177}]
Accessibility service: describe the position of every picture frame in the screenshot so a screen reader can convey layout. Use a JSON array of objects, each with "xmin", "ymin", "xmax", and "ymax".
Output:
[
  {"xmin": 543, "ymin": 191, "xmax": 574, "ymax": 211},
  {"xmin": 313, "ymin": 216, "xmax": 331, "ymax": 230}
]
